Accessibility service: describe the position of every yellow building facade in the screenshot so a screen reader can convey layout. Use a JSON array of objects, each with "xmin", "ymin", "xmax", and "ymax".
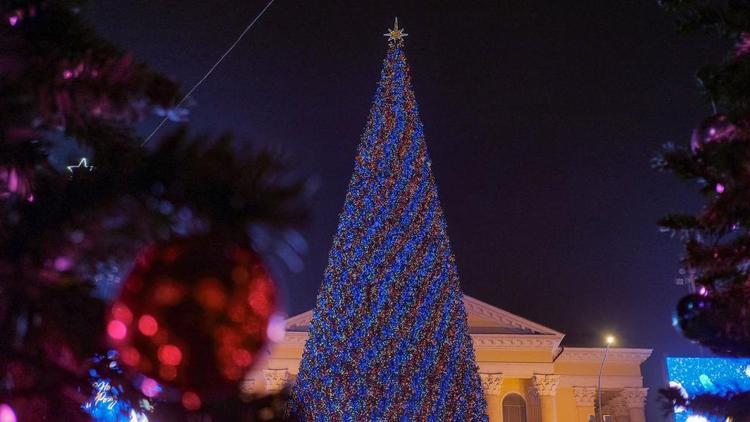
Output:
[{"xmin": 248, "ymin": 295, "xmax": 651, "ymax": 422}]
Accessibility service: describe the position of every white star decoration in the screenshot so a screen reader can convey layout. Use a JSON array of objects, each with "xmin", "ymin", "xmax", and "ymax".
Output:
[
  {"xmin": 67, "ymin": 157, "xmax": 94, "ymax": 174},
  {"xmin": 384, "ymin": 17, "xmax": 408, "ymax": 42}
]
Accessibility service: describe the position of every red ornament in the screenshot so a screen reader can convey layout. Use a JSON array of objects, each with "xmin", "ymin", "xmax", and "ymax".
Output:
[{"xmin": 108, "ymin": 235, "xmax": 279, "ymax": 405}]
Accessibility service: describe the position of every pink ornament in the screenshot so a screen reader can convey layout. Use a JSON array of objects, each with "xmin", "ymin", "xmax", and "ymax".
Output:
[
  {"xmin": 266, "ymin": 313, "xmax": 286, "ymax": 343},
  {"xmin": 716, "ymin": 183, "xmax": 725, "ymax": 193},
  {"xmin": 107, "ymin": 320, "xmax": 127, "ymax": 340},
  {"xmin": 691, "ymin": 114, "xmax": 738, "ymax": 152},
  {"xmin": 7, "ymin": 15, "xmax": 18, "ymax": 26},
  {"xmin": 0, "ymin": 167, "xmax": 33, "ymax": 201},
  {"xmin": 0, "ymin": 404, "xmax": 16, "ymax": 422},
  {"xmin": 736, "ymin": 32, "xmax": 750, "ymax": 58},
  {"xmin": 140, "ymin": 378, "xmax": 161, "ymax": 398},
  {"xmin": 53, "ymin": 256, "xmax": 73, "ymax": 272},
  {"xmin": 7, "ymin": 168, "xmax": 18, "ymax": 192}
]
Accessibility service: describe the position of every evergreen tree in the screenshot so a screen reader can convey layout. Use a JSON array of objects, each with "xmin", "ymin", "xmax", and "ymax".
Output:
[
  {"xmin": 657, "ymin": 0, "xmax": 750, "ymax": 419},
  {"xmin": 289, "ymin": 21, "xmax": 487, "ymax": 421},
  {"xmin": 0, "ymin": 1, "xmax": 304, "ymax": 420}
]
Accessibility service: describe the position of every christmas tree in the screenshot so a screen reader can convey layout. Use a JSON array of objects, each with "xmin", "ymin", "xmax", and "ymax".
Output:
[
  {"xmin": 289, "ymin": 20, "xmax": 487, "ymax": 421},
  {"xmin": 657, "ymin": 1, "xmax": 750, "ymax": 419},
  {"xmin": 0, "ymin": 1, "xmax": 304, "ymax": 420}
]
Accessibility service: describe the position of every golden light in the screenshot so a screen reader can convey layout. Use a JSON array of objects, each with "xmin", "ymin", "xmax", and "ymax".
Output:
[{"xmin": 606, "ymin": 335, "xmax": 616, "ymax": 346}]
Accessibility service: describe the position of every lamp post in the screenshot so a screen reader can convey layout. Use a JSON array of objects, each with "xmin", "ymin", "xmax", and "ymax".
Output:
[{"xmin": 596, "ymin": 335, "xmax": 615, "ymax": 422}]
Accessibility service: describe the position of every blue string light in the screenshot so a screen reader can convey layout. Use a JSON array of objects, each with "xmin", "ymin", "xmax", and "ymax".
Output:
[{"xmin": 82, "ymin": 351, "xmax": 153, "ymax": 422}]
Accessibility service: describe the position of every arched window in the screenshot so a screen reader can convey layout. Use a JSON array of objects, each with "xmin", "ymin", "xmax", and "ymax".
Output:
[{"xmin": 502, "ymin": 393, "xmax": 527, "ymax": 422}]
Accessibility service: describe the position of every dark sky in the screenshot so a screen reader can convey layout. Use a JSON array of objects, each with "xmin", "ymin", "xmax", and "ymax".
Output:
[{"xmin": 87, "ymin": 1, "xmax": 722, "ymax": 419}]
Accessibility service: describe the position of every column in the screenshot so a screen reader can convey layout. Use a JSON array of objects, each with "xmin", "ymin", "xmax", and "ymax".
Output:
[
  {"xmin": 240, "ymin": 374, "xmax": 256, "ymax": 399},
  {"xmin": 526, "ymin": 386, "xmax": 542, "ymax": 422},
  {"xmin": 532, "ymin": 374, "xmax": 560, "ymax": 422},
  {"xmin": 263, "ymin": 368, "xmax": 289, "ymax": 394},
  {"xmin": 601, "ymin": 403, "xmax": 612, "ymax": 421},
  {"xmin": 622, "ymin": 388, "xmax": 647, "ymax": 422},
  {"xmin": 572, "ymin": 386, "xmax": 596, "ymax": 422},
  {"xmin": 480, "ymin": 373, "xmax": 503, "ymax": 422},
  {"xmin": 607, "ymin": 397, "xmax": 629, "ymax": 422}
]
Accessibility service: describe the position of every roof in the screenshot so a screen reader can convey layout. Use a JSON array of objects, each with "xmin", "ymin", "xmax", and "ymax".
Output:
[
  {"xmin": 284, "ymin": 295, "xmax": 566, "ymax": 352},
  {"xmin": 278, "ymin": 295, "xmax": 652, "ymax": 360}
]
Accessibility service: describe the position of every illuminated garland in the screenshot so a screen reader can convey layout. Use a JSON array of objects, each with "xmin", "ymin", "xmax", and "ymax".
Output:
[
  {"xmin": 289, "ymin": 31, "xmax": 487, "ymax": 420},
  {"xmin": 82, "ymin": 351, "xmax": 153, "ymax": 422}
]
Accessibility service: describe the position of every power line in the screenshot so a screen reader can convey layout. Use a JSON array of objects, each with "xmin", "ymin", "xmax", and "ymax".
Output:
[{"xmin": 141, "ymin": 0, "xmax": 277, "ymax": 146}]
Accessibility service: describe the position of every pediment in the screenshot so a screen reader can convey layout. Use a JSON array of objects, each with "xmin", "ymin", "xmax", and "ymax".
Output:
[
  {"xmin": 285, "ymin": 309, "xmax": 315, "ymax": 332},
  {"xmin": 285, "ymin": 295, "xmax": 564, "ymax": 337},
  {"xmin": 462, "ymin": 295, "xmax": 563, "ymax": 336}
]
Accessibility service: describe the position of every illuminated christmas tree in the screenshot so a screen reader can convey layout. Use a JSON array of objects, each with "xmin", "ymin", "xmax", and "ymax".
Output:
[{"xmin": 289, "ymin": 20, "xmax": 487, "ymax": 420}]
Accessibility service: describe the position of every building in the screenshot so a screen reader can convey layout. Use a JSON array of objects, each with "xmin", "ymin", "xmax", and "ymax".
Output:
[{"xmin": 247, "ymin": 295, "xmax": 651, "ymax": 422}]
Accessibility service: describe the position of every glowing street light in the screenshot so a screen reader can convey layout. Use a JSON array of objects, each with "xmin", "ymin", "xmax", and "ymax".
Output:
[{"xmin": 597, "ymin": 335, "xmax": 615, "ymax": 422}]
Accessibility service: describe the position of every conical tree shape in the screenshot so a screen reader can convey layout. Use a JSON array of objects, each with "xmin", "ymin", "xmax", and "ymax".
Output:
[{"xmin": 289, "ymin": 28, "xmax": 488, "ymax": 421}]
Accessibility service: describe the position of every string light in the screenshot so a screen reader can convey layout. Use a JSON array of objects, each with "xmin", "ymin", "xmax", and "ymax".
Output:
[
  {"xmin": 66, "ymin": 157, "xmax": 94, "ymax": 174},
  {"xmin": 82, "ymin": 352, "xmax": 152, "ymax": 422},
  {"xmin": 289, "ymin": 22, "xmax": 487, "ymax": 420}
]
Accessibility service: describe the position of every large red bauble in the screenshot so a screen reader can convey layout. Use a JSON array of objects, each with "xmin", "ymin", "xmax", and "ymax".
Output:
[{"xmin": 108, "ymin": 235, "xmax": 279, "ymax": 406}]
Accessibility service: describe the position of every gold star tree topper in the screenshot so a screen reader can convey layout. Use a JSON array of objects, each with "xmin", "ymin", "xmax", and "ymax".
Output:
[{"xmin": 384, "ymin": 17, "xmax": 408, "ymax": 43}]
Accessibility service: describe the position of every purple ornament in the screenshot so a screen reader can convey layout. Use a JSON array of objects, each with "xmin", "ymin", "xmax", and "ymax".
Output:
[
  {"xmin": 736, "ymin": 32, "xmax": 750, "ymax": 58},
  {"xmin": 675, "ymin": 294, "xmax": 717, "ymax": 343},
  {"xmin": 691, "ymin": 114, "xmax": 738, "ymax": 152}
]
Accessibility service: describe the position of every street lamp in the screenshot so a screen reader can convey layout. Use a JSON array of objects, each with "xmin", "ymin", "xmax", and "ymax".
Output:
[{"xmin": 596, "ymin": 335, "xmax": 615, "ymax": 422}]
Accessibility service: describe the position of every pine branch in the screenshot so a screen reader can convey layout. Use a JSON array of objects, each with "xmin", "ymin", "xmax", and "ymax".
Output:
[
  {"xmin": 0, "ymin": 2, "xmax": 309, "ymax": 419},
  {"xmin": 659, "ymin": 0, "xmax": 750, "ymax": 418},
  {"xmin": 661, "ymin": 385, "xmax": 750, "ymax": 420}
]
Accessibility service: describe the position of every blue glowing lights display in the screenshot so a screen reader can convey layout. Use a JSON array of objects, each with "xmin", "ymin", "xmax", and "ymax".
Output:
[
  {"xmin": 82, "ymin": 351, "xmax": 153, "ymax": 422},
  {"xmin": 287, "ymin": 25, "xmax": 487, "ymax": 420},
  {"xmin": 666, "ymin": 357, "xmax": 750, "ymax": 422}
]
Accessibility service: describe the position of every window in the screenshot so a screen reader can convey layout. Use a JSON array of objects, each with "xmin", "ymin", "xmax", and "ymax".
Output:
[{"xmin": 502, "ymin": 393, "xmax": 527, "ymax": 422}]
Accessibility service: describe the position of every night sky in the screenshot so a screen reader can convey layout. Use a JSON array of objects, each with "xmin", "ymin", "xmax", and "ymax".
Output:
[{"xmin": 87, "ymin": 1, "xmax": 723, "ymax": 419}]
